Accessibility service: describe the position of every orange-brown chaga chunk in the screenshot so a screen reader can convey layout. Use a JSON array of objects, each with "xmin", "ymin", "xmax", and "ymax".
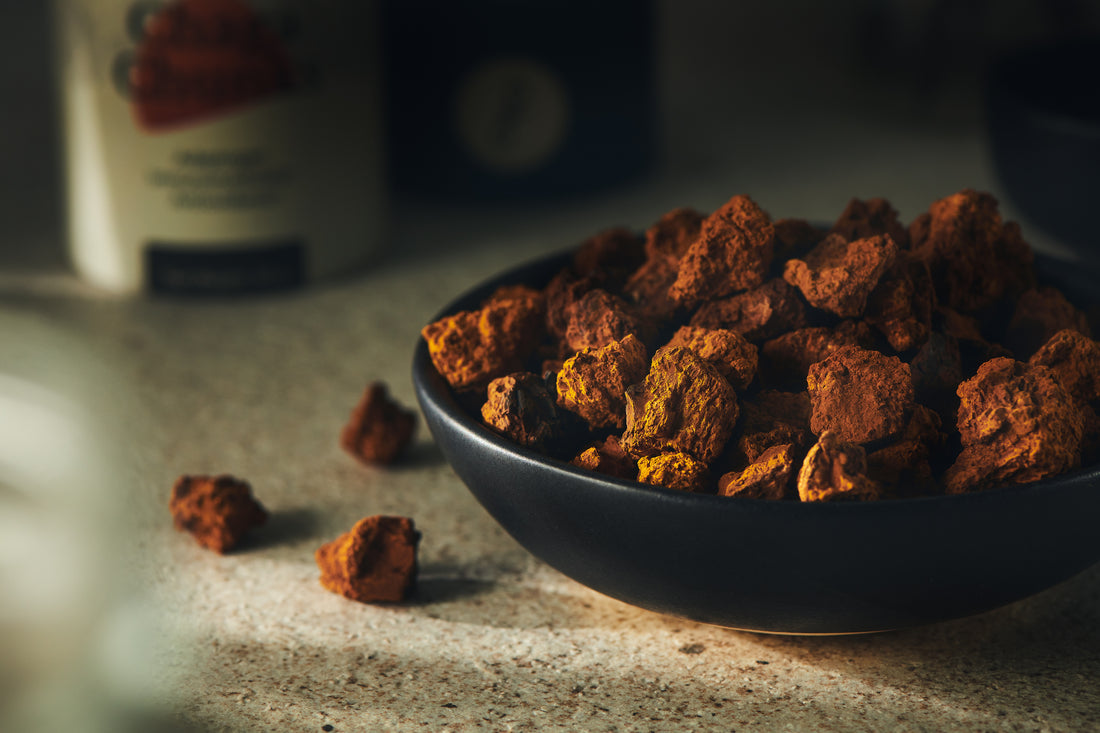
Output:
[
  {"xmin": 782, "ymin": 233, "xmax": 899, "ymax": 318},
  {"xmin": 169, "ymin": 475, "xmax": 267, "ymax": 554},
  {"xmin": 669, "ymin": 194, "xmax": 774, "ymax": 309},
  {"xmin": 688, "ymin": 278, "xmax": 809, "ymax": 342},
  {"xmin": 1028, "ymin": 329, "xmax": 1100, "ymax": 404},
  {"xmin": 315, "ymin": 516, "xmax": 420, "ymax": 604},
  {"xmin": 866, "ymin": 406, "xmax": 945, "ymax": 496},
  {"xmin": 718, "ymin": 443, "xmax": 796, "ymax": 500},
  {"xmin": 759, "ymin": 321, "xmax": 875, "ymax": 389},
  {"xmin": 481, "ymin": 372, "xmax": 563, "ymax": 452},
  {"xmin": 572, "ymin": 227, "xmax": 645, "ymax": 283},
  {"xmin": 340, "ymin": 382, "xmax": 417, "ymax": 466},
  {"xmin": 944, "ymin": 358, "xmax": 1085, "ymax": 494},
  {"xmin": 422, "ymin": 295, "xmax": 543, "ymax": 391},
  {"xmin": 797, "ymin": 431, "xmax": 882, "ymax": 502},
  {"xmin": 664, "ymin": 326, "xmax": 758, "ymax": 390},
  {"xmin": 828, "ymin": 197, "xmax": 910, "ymax": 249},
  {"xmin": 484, "ymin": 283, "xmax": 544, "ymax": 308},
  {"xmin": 865, "ymin": 257, "xmax": 935, "ymax": 353},
  {"xmin": 910, "ymin": 190, "xmax": 1034, "ymax": 313},
  {"xmin": 807, "ymin": 345, "xmax": 915, "ymax": 444},
  {"xmin": 564, "ymin": 289, "xmax": 645, "ymax": 353},
  {"xmin": 622, "ymin": 346, "xmax": 739, "ymax": 463},
  {"xmin": 571, "ymin": 435, "xmax": 637, "ymax": 481},
  {"xmin": 637, "ymin": 452, "xmax": 710, "ymax": 493},
  {"xmin": 1005, "ymin": 287, "xmax": 1092, "ymax": 360},
  {"xmin": 556, "ymin": 334, "xmax": 648, "ymax": 430},
  {"xmin": 772, "ymin": 218, "xmax": 823, "ymax": 262},
  {"xmin": 644, "ymin": 207, "xmax": 705, "ymax": 263}
]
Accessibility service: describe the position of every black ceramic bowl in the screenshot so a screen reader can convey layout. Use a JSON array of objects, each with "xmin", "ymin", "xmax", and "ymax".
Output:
[
  {"xmin": 412, "ymin": 249, "xmax": 1100, "ymax": 634},
  {"xmin": 987, "ymin": 40, "xmax": 1100, "ymax": 264}
]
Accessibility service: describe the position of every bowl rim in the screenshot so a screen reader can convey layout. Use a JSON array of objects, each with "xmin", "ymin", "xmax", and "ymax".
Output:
[{"xmin": 413, "ymin": 245, "xmax": 1100, "ymax": 514}]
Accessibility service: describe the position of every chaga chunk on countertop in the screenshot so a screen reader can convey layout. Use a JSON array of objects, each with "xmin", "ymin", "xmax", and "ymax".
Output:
[
  {"xmin": 170, "ymin": 475, "xmax": 267, "ymax": 553},
  {"xmin": 340, "ymin": 382, "xmax": 417, "ymax": 466},
  {"xmin": 316, "ymin": 516, "xmax": 420, "ymax": 603}
]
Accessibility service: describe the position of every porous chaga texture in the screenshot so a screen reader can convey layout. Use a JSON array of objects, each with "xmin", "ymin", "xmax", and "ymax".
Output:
[
  {"xmin": 807, "ymin": 345, "xmax": 915, "ymax": 444},
  {"xmin": 759, "ymin": 321, "xmax": 875, "ymax": 390},
  {"xmin": 645, "ymin": 207, "xmax": 705, "ymax": 264},
  {"xmin": 565, "ymin": 289, "xmax": 646, "ymax": 353},
  {"xmin": 622, "ymin": 346, "xmax": 739, "ymax": 463},
  {"xmin": 688, "ymin": 278, "xmax": 809, "ymax": 342},
  {"xmin": 664, "ymin": 326, "xmax": 758, "ymax": 390},
  {"xmin": 909, "ymin": 332, "xmax": 964, "ymax": 424},
  {"xmin": 544, "ymin": 270, "xmax": 599, "ymax": 342},
  {"xmin": 422, "ymin": 294, "xmax": 544, "ymax": 391},
  {"xmin": 783, "ymin": 233, "xmax": 899, "ymax": 318},
  {"xmin": 315, "ymin": 516, "xmax": 420, "ymax": 604},
  {"xmin": 669, "ymin": 194, "xmax": 774, "ymax": 309},
  {"xmin": 866, "ymin": 405, "xmax": 945, "ymax": 496},
  {"xmin": 572, "ymin": 227, "xmax": 645, "ymax": 282},
  {"xmin": 557, "ymin": 334, "xmax": 648, "ymax": 430},
  {"xmin": 772, "ymin": 218, "xmax": 823, "ymax": 262},
  {"xmin": 829, "ymin": 197, "xmax": 910, "ymax": 249},
  {"xmin": 865, "ymin": 257, "xmax": 935, "ymax": 353},
  {"xmin": 623, "ymin": 208, "xmax": 706, "ymax": 320},
  {"xmin": 944, "ymin": 358, "xmax": 1085, "ymax": 494},
  {"xmin": 482, "ymin": 372, "xmax": 563, "ymax": 451},
  {"xmin": 910, "ymin": 190, "xmax": 1034, "ymax": 313},
  {"xmin": 571, "ymin": 435, "xmax": 637, "ymax": 481},
  {"xmin": 718, "ymin": 443, "xmax": 796, "ymax": 500},
  {"xmin": 637, "ymin": 452, "xmax": 710, "ymax": 493},
  {"xmin": 1005, "ymin": 287, "xmax": 1092, "ymax": 360},
  {"xmin": 797, "ymin": 431, "xmax": 882, "ymax": 502},
  {"xmin": 1028, "ymin": 329, "xmax": 1100, "ymax": 403},
  {"xmin": 169, "ymin": 475, "xmax": 267, "ymax": 554},
  {"xmin": 340, "ymin": 382, "xmax": 417, "ymax": 466}
]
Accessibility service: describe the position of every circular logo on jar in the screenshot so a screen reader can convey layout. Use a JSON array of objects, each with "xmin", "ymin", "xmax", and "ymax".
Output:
[{"xmin": 455, "ymin": 58, "xmax": 571, "ymax": 174}]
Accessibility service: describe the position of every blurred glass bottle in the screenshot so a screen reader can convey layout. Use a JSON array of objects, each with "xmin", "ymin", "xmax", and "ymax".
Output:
[{"xmin": 54, "ymin": 0, "xmax": 383, "ymax": 294}]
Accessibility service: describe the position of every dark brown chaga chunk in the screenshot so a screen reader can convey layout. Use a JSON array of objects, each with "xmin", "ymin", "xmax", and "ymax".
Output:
[
  {"xmin": 944, "ymin": 358, "xmax": 1084, "ymax": 494},
  {"xmin": 664, "ymin": 326, "xmax": 758, "ymax": 390},
  {"xmin": 807, "ymin": 345, "xmax": 915, "ymax": 445},
  {"xmin": 564, "ymin": 289, "xmax": 646, "ymax": 353},
  {"xmin": 556, "ymin": 334, "xmax": 649, "ymax": 430},
  {"xmin": 732, "ymin": 390, "xmax": 813, "ymax": 467},
  {"xmin": 571, "ymin": 435, "xmax": 638, "ymax": 481},
  {"xmin": 637, "ymin": 452, "xmax": 710, "ymax": 493},
  {"xmin": 1028, "ymin": 329, "xmax": 1100, "ymax": 404},
  {"xmin": 572, "ymin": 227, "xmax": 645, "ymax": 289},
  {"xmin": 669, "ymin": 194, "xmax": 774, "ymax": 308},
  {"xmin": 828, "ymin": 197, "xmax": 910, "ymax": 249},
  {"xmin": 772, "ymin": 218, "xmax": 824, "ymax": 262},
  {"xmin": 688, "ymin": 278, "xmax": 809, "ymax": 342},
  {"xmin": 316, "ymin": 516, "xmax": 420, "ymax": 603},
  {"xmin": 865, "ymin": 256, "xmax": 935, "ymax": 353},
  {"xmin": 622, "ymin": 346, "xmax": 739, "ymax": 463},
  {"xmin": 797, "ymin": 431, "xmax": 882, "ymax": 502},
  {"xmin": 866, "ymin": 405, "xmax": 946, "ymax": 496},
  {"xmin": 340, "ymin": 382, "xmax": 418, "ymax": 466},
  {"xmin": 718, "ymin": 443, "xmax": 796, "ymax": 500},
  {"xmin": 170, "ymin": 475, "xmax": 267, "ymax": 554},
  {"xmin": 644, "ymin": 207, "xmax": 705, "ymax": 264},
  {"xmin": 1005, "ymin": 287, "xmax": 1092, "ymax": 360},
  {"xmin": 622, "ymin": 208, "xmax": 705, "ymax": 320},
  {"xmin": 910, "ymin": 190, "xmax": 1034, "ymax": 313},
  {"xmin": 481, "ymin": 372, "xmax": 565, "ymax": 452},
  {"xmin": 783, "ymin": 233, "xmax": 899, "ymax": 318},
  {"xmin": 909, "ymin": 332, "xmax": 964, "ymax": 424},
  {"xmin": 543, "ymin": 269, "xmax": 600, "ymax": 342},
  {"xmin": 936, "ymin": 306, "xmax": 1012, "ymax": 373},
  {"xmin": 759, "ymin": 321, "xmax": 876, "ymax": 390}
]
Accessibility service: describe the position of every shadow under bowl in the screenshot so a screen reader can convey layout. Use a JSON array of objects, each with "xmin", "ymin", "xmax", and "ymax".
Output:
[{"xmin": 412, "ymin": 249, "xmax": 1100, "ymax": 634}]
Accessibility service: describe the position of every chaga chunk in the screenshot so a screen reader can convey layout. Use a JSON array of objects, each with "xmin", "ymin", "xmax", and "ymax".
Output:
[
  {"xmin": 565, "ymin": 289, "xmax": 646, "ymax": 352},
  {"xmin": 622, "ymin": 208, "xmax": 705, "ymax": 320},
  {"xmin": 1029, "ymin": 329, "xmax": 1100, "ymax": 403},
  {"xmin": 170, "ymin": 475, "xmax": 267, "ymax": 554},
  {"xmin": 783, "ymin": 233, "xmax": 899, "ymax": 318},
  {"xmin": 315, "ymin": 516, "xmax": 420, "ymax": 603},
  {"xmin": 718, "ymin": 444, "xmax": 796, "ymax": 500},
  {"xmin": 340, "ymin": 382, "xmax": 417, "ymax": 466},
  {"xmin": 664, "ymin": 326, "xmax": 758, "ymax": 390},
  {"xmin": 759, "ymin": 321, "xmax": 875, "ymax": 390},
  {"xmin": 557, "ymin": 334, "xmax": 648, "ymax": 430},
  {"xmin": 944, "ymin": 358, "xmax": 1085, "ymax": 493},
  {"xmin": 807, "ymin": 345, "xmax": 915, "ymax": 444},
  {"xmin": 622, "ymin": 346, "xmax": 739, "ymax": 463},
  {"xmin": 797, "ymin": 431, "xmax": 882, "ymax": 502},
  {"xmin": 572, "ymin": 227, "xmax": 645, "ymax": 281},
  {"xmin": 571, "ymin": 435, "xmax": 637, "ymax": 481},
  {"xmin": 543, "ymin": 269, "xmax": 600, "ymax": 342},
  {"xmin": 909, "ymin": 332, "xmax": 964, "ymax": 424},
  {"xmin": 829, "ymin": 197, "xmax": 910, "ymax": 249},
  {"xmin": 422, "ymin": 295, "xmax": 543, "ymax": 391},
  {"xmin": 936, "ymin": 306, "xmax": 1011, "ymax": 373},
  {"xmin": 865, "ymin": 256, "xmax": 935, "ymax": 353},
  {"xmin": 644, "ymin": 207, "xmax": 705, "ymax": 263},
  {"xmin": 688, "ymin": 278, "xmax": 809, "ymax": 342},
  {"xmin": 1005, "ymin": 287, "xmax": 1092, "ymax": 360},
  {"xmin": 482, "ymin": 372, "xmax": 564, "ymax": 451},
  {"xmin": 637, "ymin": 452, "xmax": 710, "ymax": 493},
  {"xmin": 669, "ymin": 194, "xmax": 774, "ymax": 308},
  {"xmin": 866, "ymin": 406, "xmax": 945, "ymax": 496},
  {"xmin": 733, "ymin": 390, "xmax": 813, "ymax": 465},
  {"xmin": 772, "ymin": 218, "xmax": 824, "ymax": 262},
  {"xmin": 910, "ymin": 190, "xmax": 1034, "ymax": 313}
]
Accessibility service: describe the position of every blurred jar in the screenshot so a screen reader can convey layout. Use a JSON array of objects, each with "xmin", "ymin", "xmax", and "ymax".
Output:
[{"xmin": 54, "ymin": 0, "xmax": 384, "ymax": 295}]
